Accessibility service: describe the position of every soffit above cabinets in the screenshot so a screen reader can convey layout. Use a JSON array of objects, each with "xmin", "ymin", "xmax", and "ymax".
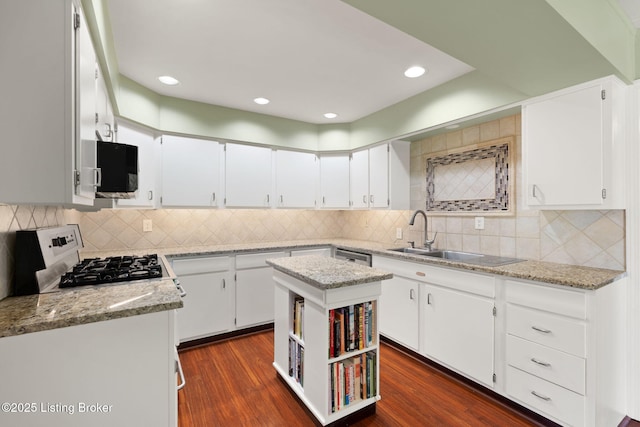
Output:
[{"xmin": 106, "ymin": 0, "xmax": 474, "ymax": 124}]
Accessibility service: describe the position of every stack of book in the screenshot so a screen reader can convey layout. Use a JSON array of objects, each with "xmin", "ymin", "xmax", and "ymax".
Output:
[
  {"xmin": 328, "ymin": 352, "xmax": 377, "ymax": 413},
  {"xmin": 328, "ymin": 301, "xmax": 375, "ymax": 358},
  {"xmin": 292, "ymin": 296, "xmax": 304, "ymax": 339},
  {"xmin": 288, "ymin": 337, "xmax": 304, "ymax": 387}
]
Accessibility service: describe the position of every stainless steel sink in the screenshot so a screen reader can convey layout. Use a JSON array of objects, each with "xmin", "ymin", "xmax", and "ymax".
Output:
[{"xmin": 387, "ymin": 247, "xmax": 524, "ymax": 267}]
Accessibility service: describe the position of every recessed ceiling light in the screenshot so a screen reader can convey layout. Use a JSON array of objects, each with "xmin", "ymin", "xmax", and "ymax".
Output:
[
  {"xmin": 158, "ymin": 75, "xmax": 179, "ymax": 86},
  {"xmin": 324, "ymin": 113, "xmax": 338, "ymax": 119},
  {"xmin": 404, "ymin": 66, "xmax": 426, "ymax": 78},
  {"xmin": 254, "ymin": 97, "xmax": 270, "ymax": 105}
]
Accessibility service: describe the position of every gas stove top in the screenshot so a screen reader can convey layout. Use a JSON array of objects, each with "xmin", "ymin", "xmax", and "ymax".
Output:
[{"xmin": 60, "ymin": 254, "xmax": 163, "ymax": 288}]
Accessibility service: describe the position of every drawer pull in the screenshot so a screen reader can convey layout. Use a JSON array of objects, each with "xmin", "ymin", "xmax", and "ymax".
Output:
[
  {"xmin": 416, "ymin": 271, "xmax": 426, "ymax": 277},
  {"xmin": 531, "ymin": 358, "xmax": 551, "ymax": 367},
  {"xmin": 531, "ymin": 390, "xmax": 552, "ymax": 401},
  {"xmin": 531, "ymin": 325, "xmax": 552, "ymax": 334}
]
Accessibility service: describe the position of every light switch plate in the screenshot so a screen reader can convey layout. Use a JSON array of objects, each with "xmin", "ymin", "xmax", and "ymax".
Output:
[
  {"xmin": 142, "ymin": 219, "xmax": 153, "ymax": 232},
  {"xmin": 396, "ymin": 228, "xmax": 403, "ymax": 239},
  {"xmin": 474, "ymin": 217, "xmax": 485, "ymax": 230}
]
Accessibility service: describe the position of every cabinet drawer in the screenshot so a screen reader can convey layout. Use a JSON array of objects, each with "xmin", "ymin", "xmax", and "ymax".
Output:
[
  {"xmin": 172, "ymin": 256, "xmax": 232, "ymax": 275},
  {"xmin": 507, "ymin": 304, "xmax": 586, "ymax": 357},
  {"xmin": 373, "ymin": 256, "xmax": 494, "ymax": 298},
  {"xmin": 505, "ymin": 279, "xmax": 586, "ymax": 319},
  {"xmin": 236, "ymin": 251, "xmax": 288, "ymax": 269},
  {"xmin": 506, "ymin": 366, "xmax": 585, "ymax": 427},
  {"xmin": 506, "ymin": 335, "xmax": 585, "ymax": 394}
]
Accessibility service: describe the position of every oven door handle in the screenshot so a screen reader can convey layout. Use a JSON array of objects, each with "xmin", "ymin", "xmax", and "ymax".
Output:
[
  {"xmin": 174, "ymin": 279, "xmax": 187, "ymax": 298},
  {"xmin": 175, "ymin": 347, "xmax": 186, "ymax": 391}
]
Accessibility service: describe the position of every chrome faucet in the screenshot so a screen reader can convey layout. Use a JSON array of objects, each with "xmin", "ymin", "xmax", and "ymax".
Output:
[{"xmin": 409, "ymin": 209, "xmax": 437, "ymax": 251}]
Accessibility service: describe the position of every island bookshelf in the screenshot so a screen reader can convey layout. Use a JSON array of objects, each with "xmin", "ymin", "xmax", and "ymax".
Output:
[{"xmin": 272, "ymin": 269, "xmax": 381, "ymax": 426}]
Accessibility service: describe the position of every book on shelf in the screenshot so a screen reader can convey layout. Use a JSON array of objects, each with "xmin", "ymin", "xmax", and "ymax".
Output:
[
  {"xmin": 289, "ymin": 336, "xmax": 304, "ymax": 386},
  {"xmin": 293, "ymin": 296, "xmax": 304, "ymax": 339},
  {"xmin": 329, "ymin": 351, "xmax": 377, "ymax": 413},
  {"xmin": 328, "ymin": 301, "xmax": 376, "ymax": 357}
]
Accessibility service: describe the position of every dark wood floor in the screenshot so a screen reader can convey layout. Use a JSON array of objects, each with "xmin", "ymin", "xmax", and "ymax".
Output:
[{"xmin": 177, "ymin": 329, "xmax": 548, "ymax": 426}]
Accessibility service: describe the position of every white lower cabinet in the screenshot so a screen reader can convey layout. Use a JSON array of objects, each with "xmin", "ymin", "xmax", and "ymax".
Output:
[
  {"xmin": 422, "ymin": 283, "xmax": 495, "ymax": 387},
  {"xmin": 379, "ymin": 275, "xmax": 419, "ymax": 351},
  {"xmin": 171, "ymin": 256, "xmax": 234, "ymax": 342},
  {"xmin": 235, "ymin": 251, "xmax": 288, "ymax": 328},
  {"xmin": 0, "ymin": 311, "xmax": 176, "ymax": 427},
  {"xmin": 373, "ymin": 254, "xmax": 627, "ymax": 427}
]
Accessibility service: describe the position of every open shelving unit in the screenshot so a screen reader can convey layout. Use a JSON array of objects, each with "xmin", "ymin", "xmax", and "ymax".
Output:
[{"xmin": 272, "ymin": 270, "xmax": 381, "ymax": 426}]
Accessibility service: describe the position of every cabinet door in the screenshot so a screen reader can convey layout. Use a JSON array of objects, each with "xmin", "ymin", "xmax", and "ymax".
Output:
[
  {"xmin": 523, "ymin": 82, "xmax": 604, "ymax": 207},
  {"xmin": 379, "ymin": 276, "xmax": 419, "ymax": 350},
  {"xmin": 225, "ymin": 143, "xmax": 273, "ymax": 207},
  {"xmin": 350, "ymin": 149, "xmax": 369, "ymax": 208},
  {"xmin": 95, "ymin": 64, "xmax": 115, "ymax": 142},
  {"xmin": 423, "ymin": 284, "xmax": 495, "ymax": 387},
  {"xmin": 319, "ymin": 154, "xmax": 350, "ymax": 208},
  {"xmin": 115, "ymin": 123, "xmax": 159, "ymax": 208},
  {"xmin": 75, "ymin": 6, "xmax": 98, "ymax": 202},
  {"xmin": 161, "ymin": 135, "xmax": 220, "ymax": 207},
  {"xmin": 368, "ymin": 144, "xmax": 389, "ymax": 208},
  {"xmin": 177, "ymin": 271, "xmax": 234, "ymax": 342},
  {"xmin": 236, "ymin": 267, "xmax": 275, "ymax": 327},
  {"xmin": 275, "ymin": 150, "xmax": 318, "ymax": 208}
]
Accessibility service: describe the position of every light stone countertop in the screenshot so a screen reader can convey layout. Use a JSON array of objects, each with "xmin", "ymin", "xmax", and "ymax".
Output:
[
  {"xmin": 0, "ymin": 237, "xmax": 625, "ymax": 340},
  {"xmin": 0, "ymin": 278, "xmax": 182, "ymax": 338},
  {"xmin": 266, "ymin": 255, "xmax": 393, "ymax": 290}
]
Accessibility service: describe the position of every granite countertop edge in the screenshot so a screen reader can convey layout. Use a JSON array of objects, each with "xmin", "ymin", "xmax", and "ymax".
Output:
[
  {"xmin": 266, "ymin": 256, "xmax": 393, "ymax": 290},
  {"xmin": 0, "ymin": 279, "xmax": 183, "ymax": 338}
]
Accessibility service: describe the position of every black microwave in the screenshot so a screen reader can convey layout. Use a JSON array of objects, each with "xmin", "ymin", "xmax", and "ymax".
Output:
[{"xmin": 96, "ymin": 141, "xmax": 138, "ymax": 199}]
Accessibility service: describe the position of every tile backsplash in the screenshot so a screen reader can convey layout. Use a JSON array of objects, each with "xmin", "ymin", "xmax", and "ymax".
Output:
[{"xmin": 0, "ymin": 113, "xmax": 626, "ymax": 300}]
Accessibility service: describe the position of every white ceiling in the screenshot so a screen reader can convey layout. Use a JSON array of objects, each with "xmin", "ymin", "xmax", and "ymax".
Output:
[
  {"xmin": 619, "ymin": 0, "xmax": 640, "ymax": 27},
  {"xmin": 107, "ymin": 0, "xmax": 474, "ymax": 124}
]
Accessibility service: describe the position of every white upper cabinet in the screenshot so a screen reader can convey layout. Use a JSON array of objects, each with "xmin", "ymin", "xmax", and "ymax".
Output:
[
  {"xmin": 522, "ymin": 76, "xmax": 626, "ymax": 209},
  {"xmin": 113, "ymin": 122, "xmax": 160, "ymax": 208},
  {"xmin": 225, "ymin": 143, "xmax": 273, "ymax": 207},
  {"xmin": 161, "ymin": 135, "xmax": 221, "ymax": 207},
  {"xmin": 350, "ymin": 149, "xmax": 370, "ymax": 208},
  {"xmin": 275, "ymin": 150, "xmax": 318, "ymax": 208},
  {"xmin": 369, "ymin": 143, "xmax": 389, "ymax": 208},
  {"xmin": 95, "ymin": 64, "xmax": 115, "ymax": 143},
  {"xmin": 0, "ymin": 0, "xmax": 98, "ymax": 206},
  {"xmin": 350, "ymin": 141, "xmax": 410, "ymax": 209},
  {"xmin": 319, "ymin": 154, "xmax": 350, "ymax": 209}
]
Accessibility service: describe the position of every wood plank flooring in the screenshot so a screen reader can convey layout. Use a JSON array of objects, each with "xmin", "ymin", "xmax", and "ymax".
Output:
[{"xmin": 177, "ymin": 329, "xmax": 551, "ymax": 426}]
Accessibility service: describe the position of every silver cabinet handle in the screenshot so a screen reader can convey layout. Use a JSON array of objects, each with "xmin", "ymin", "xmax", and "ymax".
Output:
[
  {"xmin": 531, "ymin": 325, "xmax": 552, "ymax": 334},
  {"xmin": 531, "ymin": 390, "xmax": 551, "ymax": 401},
  {"xmin": 212, "ymin": 192, "xmax": 216, "ymax": 203},
  {"xmin": 427, "ymin": 293, "xmax": 433, "ymax": 305},
  {"xmin": 175, "ymin": 348, "xmax": 186, "ymax": 391},
  {"xmin": 266, "ymin": 194, "xmax": 270, "ymax": 204},
  {"xmin": 410, "ymin": 289, "xmax": 415, "ymax": 300},
  {"xmin": 532, "ymin": 184, "xmax": 537, "ymax": 198},
  {"xmin": 370, "ymin": 194, "xmax": 374, "ymax": 204},
  {"xmin": 531, "ymin": 358, "xmax": 551, "ymax": 367},
  {"xmin": 362, "ymin": 195, "xmax": 367, "ymax": 203},
  {"xmin": 222, "ymin": 278, "xmax": 226, "ymax": 289},
  {"xmin": 322, "ymin": 196, "xmax": 326, "ymax": 205},
  {"xmin": 148, "ymin": 190, "xmax": 153, "ymax": 201},
  {"xmin": 174, "ymin": 280, "xmax": 186, "ymax": 298},
  {"xmin": 280, "ymin": 195, "xmax": 283, "ymax": 203},
  {"xmin": 91, "ymin": 168, "xmax": 102, "ymax": 188}
]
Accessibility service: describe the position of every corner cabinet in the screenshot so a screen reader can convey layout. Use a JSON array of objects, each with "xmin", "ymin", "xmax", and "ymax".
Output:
[
  {"xmin": 0, "ymin": 0, "xmax": 98, "ymax": 206},
  {"xmin": 271, "ymin": 261, "xmax": 383, "ymax": 425},
  {"xmin": 350, "ymin": 141, "xmax": 410, "ymax": 209},
  {"xmin": 522, "ymin": 76, "xmax": 627, "ymax": 209},
  {"xmin": 319, "ymin": 154, "xmax": 351, "ymax": 209},
  {"xmin": 275, "ymin": 150, "xmax": 318, "ymax": 208}
]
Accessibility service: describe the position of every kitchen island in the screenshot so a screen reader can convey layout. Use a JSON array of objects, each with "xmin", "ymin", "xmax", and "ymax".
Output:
[{"xmin": 266, "ymin": 255, "xmax": 391, "ymax": 426}]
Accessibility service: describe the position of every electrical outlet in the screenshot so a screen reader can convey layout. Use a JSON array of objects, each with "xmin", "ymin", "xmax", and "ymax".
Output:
[
  {"xmin": 396, "ymin": 228, "xmax": 403, "ymax": 239},
  {"xmin": 474, "ymin": 216, "xmax": 485, "ymax": 230},
  {"xmin": 142, "ymin": 219, "xmax": 153, "ymax": 232}
]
